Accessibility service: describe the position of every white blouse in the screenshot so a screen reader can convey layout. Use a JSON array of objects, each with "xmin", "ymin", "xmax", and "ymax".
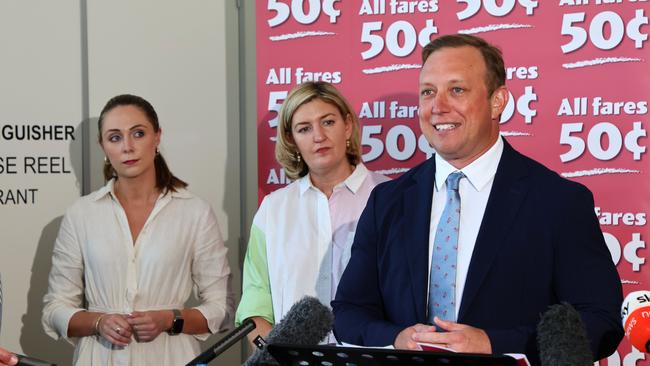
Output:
[
  {"xmin": 237, "ymin": 163, "xmax": 389, "ymax": 342},
  {"xmin": 42, "ymin": 180, "xmax": 234, "ymax": 366}
]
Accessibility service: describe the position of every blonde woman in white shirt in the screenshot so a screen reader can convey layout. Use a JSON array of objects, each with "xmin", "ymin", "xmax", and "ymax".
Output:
[
  {"xmin": 42, "ymin": 94, "xmax": 233, "ymax": 365},
  {"xmin": 235, "ymin": 81, "xmax": 389, "ymax": 344}
]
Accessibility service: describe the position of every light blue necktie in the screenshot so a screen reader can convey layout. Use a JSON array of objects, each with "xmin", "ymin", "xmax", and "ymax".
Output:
[{"xmin": 428, "ymin": 171, "xmax": 463, "ymax": 324}]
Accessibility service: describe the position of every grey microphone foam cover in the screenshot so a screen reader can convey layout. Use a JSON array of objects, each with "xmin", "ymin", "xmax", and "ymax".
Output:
[
  {"xmin": 537, "ymin": 302, "xmax": 593, "ymax": 366},
  {"xmin": 244, "ymin": 296, "xmax": 333, "ymax": 366}
]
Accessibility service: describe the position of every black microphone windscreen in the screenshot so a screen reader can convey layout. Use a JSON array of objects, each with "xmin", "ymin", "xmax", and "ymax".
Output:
[
  {"xmin": 537, "ymin": 302, "xmax": 592, "ymax": 366},
  {"xmin": 244, "ymin": 296, "xmax": 333, "ymax": 366}
]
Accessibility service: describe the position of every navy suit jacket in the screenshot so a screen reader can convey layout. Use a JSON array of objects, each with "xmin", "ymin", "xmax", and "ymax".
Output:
[{"xmin": 332, "ymin": 140, "xmax": 623, "ymax": 364}]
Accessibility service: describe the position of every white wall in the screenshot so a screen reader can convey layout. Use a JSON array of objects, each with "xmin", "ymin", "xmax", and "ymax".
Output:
[
  {"xmin": 0, "ymin": 1, "xmax": 84, "ymax": 364},
  {"xmin": 0, "ymin": 1, "xmax": 242, "ymax": 364}
]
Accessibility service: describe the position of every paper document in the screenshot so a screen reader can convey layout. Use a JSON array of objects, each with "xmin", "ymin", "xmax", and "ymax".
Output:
[{"xmin": 417, "ymin": 342, "xmax": 531, "ymax": 366}]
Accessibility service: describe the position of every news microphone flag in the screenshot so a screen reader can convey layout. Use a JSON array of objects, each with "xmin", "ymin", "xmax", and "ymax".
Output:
[{"xmin": 622, "ymin": 291, "xmax": 650, "ymax": 353}]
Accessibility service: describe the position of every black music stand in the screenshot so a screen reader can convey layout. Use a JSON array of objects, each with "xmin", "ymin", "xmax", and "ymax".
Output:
[{"xmin": 268, "ymin": 343, "xmax": 520, "ymax": 365}]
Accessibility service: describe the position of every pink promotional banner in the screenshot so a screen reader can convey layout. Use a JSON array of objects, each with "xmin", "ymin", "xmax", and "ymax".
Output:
[{"xmin": 256, "ymin": 1, "xmax": 649, "ymax": 363}]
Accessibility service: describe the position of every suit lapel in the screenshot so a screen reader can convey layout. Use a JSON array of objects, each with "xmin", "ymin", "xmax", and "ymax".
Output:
[
  {"xmin": 403, "ymin": 158, "xmax": 436, "ymax": 322},
  {"xmin": 458, "ymin": 141, "xmax": 530, "ymax": 320}
]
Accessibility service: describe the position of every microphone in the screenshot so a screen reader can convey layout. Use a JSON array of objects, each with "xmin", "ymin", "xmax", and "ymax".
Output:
[
  {"xmin": 621, "ymin": 290, "xmax": 650, "ymax": 353},
  {"xmin": 243, "ymin": 296, "xmax": 333, "ymax": 366},
  {"xmin": 185, "ymin": 318, "xmax": 256, "ymax": 366},
  {"xmin": 16, "ymin": 354, "xmax": 57, "ymax": 366},
  {"xmin": 537, "ymin": 302, "xmax": 593, "ymax": 366}
]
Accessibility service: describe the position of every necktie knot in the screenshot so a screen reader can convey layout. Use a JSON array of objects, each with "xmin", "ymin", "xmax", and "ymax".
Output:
[{"xmin": 446, "ymin": 171, "xmax": 464, "ymax": 192}]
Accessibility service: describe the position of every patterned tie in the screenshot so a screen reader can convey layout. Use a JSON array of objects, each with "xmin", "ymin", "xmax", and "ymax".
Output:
[{"xmin": 428, "ymin": 171, "xmax": 463, "ymax": 324}]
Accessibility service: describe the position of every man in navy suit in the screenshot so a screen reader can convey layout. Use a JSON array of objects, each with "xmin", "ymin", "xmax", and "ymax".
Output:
[{"xmin": 332, "ymin": 34, "xmax": 623, "ymax": 364}]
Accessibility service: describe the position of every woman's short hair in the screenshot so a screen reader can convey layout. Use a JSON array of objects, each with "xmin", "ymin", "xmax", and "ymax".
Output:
[
  {"xmin": 275, "ymin": 81, "xmax": 361, "ymax": 180},
  {"xmin": 97, "ymin": 94, "xmax": 187, "ymax": 192}
]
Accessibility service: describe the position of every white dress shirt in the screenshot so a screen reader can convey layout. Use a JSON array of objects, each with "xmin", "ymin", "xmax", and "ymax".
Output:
[
  {"xmin": 266, "ymin": 164, "xmax": 387, "ymax": 319},
  {"xmin": 237, "ymin": 163, "xmax": 388, "ymax": 343},
  {"xmin": 42, "ymin": 179, "xmax": 234, "ymax": 366},
  {"xmin": 428, "ymin": 137, "xmax": 504, "ymax": 319}
]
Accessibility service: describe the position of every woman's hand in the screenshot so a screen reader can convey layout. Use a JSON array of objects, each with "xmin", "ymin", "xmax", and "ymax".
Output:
[
  {"xmin": 127, "ymin": 310, "xmax": 173, "ymax": 342},
  {"xmin": 246, "ymin": 317, "xmax": 272, "ymax": 346},
  {"xmin": 0, "ymin": 347, "xmax": 17, "ymax": 366},
  {"xmin": 97, "ymin": 313, "xmax": 133, "ymax": 347}
]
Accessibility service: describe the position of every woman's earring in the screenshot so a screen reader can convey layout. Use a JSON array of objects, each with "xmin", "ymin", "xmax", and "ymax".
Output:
[
  {"xmin": 155, "ymin": 147, "xmax": 160, "ymax": 155},
  {"xmin": 104, "ymin": 156, "xmax": 109, "ymax": 164},
  {"xmin": 295, "ymin": 152, "xmax": 301, "ymax": 163},
  {"xmin": 346, "ymin": 139, "xmax": 350, "ymax": 148}
]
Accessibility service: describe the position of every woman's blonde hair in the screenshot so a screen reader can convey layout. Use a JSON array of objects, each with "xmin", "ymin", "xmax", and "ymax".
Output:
[{"xmin": 275, "ymin": 81, "xmax": 361, "ymax": 180}]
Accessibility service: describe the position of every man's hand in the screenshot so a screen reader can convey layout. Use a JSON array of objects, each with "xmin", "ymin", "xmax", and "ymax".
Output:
[
  {"xmin": 127, "ymin": 310, "xmax": 173, "ymax": 342},
  {"xmin": 0, "ymin": 347, "xmax": 17, "ymax": 366},
  {"xmin": 411, "ymin": 317, "xmax": 492, "ymax": 354},
  {"xmin": 394, "ymin": 324, "xmax": 436, "ymax": 350}
]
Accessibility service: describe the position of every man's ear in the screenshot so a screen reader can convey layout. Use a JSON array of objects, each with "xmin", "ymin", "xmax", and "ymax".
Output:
[{"xmin": 490, "ymin": 86, "xmax": 509, "ymax": 120}]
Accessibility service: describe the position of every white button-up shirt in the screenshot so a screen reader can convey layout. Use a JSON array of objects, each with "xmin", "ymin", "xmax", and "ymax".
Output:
[
  {"xmin": 42, "ymin": 179, "xmax": 234, "ymax": 366},
  {"xmin": 236, "ymin": 164, "xmax": 389, "ymax": 343},
  {"xmin": 428, "ymin": 137, "xmax": 504, "ymax": 319}
]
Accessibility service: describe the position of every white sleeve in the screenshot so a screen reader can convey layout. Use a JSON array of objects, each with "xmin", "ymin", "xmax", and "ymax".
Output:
[
  {"xmin": 190, "ymin": 205, "xmax": 234, "ymax": 340},
  {"xmin": 42, "ymin": 210, "xmax": 86, "ymax": 345}
]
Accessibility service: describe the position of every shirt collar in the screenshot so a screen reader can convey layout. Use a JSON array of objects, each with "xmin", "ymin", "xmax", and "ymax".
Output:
[
  {"xmin": 91, "ymin": 178, "xmax": 192, "ymax": 201},
  {"xmin": 91, "ymin": 179, "xmax": 115, "ymax": 201},
  {"xmin": 342, "ymin": 163, "xmax": 368, "ymax": 194},
  {"xmin": 298, "ymin": 163, "xmax": 369, "ymax": 196},
  {"xmin": 298, "ymin": 173, "xmax": 311, "ymax": 195},
  {"xmin": 434, "ymin": 136, "xmax": 504, "ymax": 192}
]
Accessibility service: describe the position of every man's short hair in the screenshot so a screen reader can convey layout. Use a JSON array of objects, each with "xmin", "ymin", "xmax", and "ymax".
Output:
[{"xmin": 422, "ymin": 34, "xmax": 506, "ymax": 96}]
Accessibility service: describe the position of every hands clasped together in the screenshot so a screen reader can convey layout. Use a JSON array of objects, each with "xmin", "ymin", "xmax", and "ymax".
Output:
[
  {"xmin": 96, "ymin": 311, "xmax": 171, "ymax": 346},
  {"xmin": 394, "ymin": 317, "xmax": 492, "ymax": 354}
]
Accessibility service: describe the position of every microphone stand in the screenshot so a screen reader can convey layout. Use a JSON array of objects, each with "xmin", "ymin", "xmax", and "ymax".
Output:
[
  {"xmin": 186, "ymin": 318, "xmax": 256, "ymax": 366},
  {"xmin": 16, "ymin": 354, "xmax": 57, "ymax": 366}
]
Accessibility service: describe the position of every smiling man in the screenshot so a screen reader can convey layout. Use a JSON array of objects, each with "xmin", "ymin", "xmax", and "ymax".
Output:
[{"xmin": 332, "ymin": 34, "xmax": 623, "ymax": 365}]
